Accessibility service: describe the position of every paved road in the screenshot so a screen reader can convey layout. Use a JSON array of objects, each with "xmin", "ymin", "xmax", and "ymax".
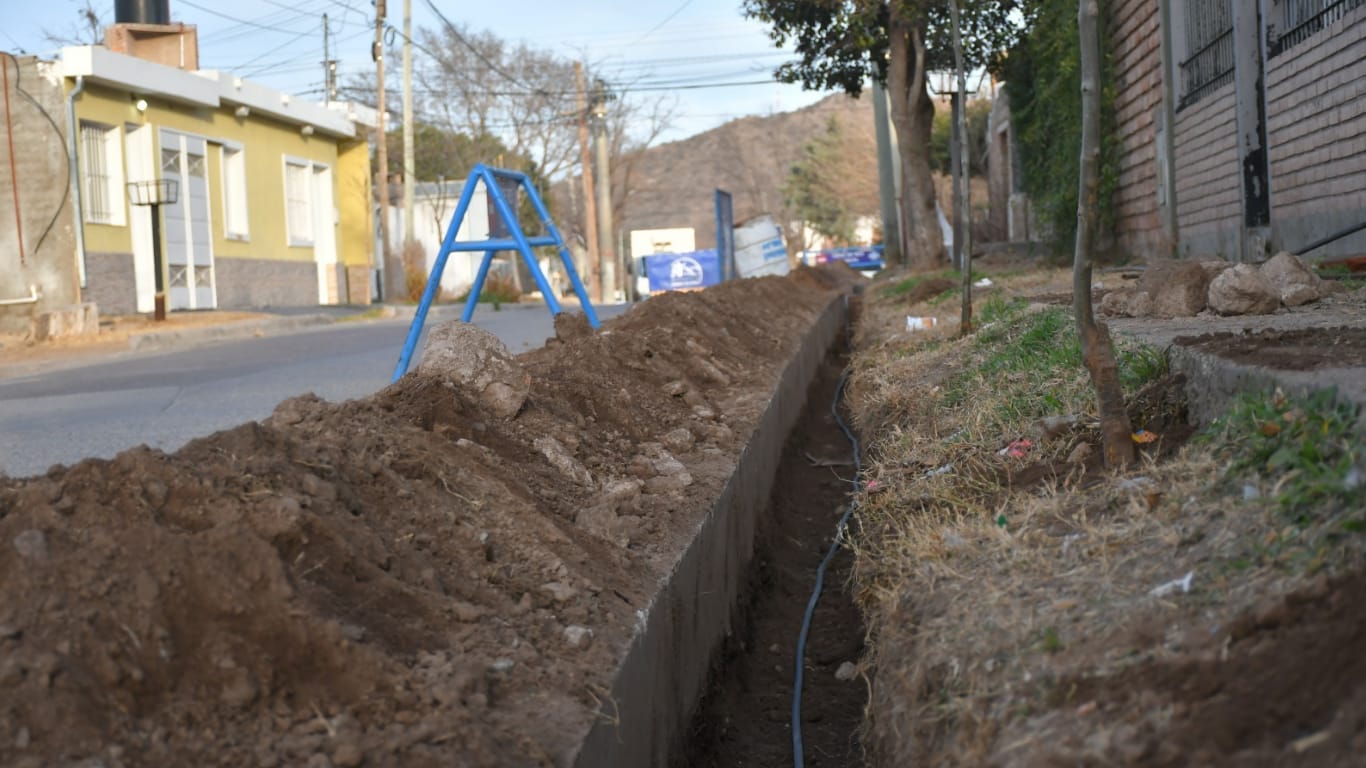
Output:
[{"xmin": 0, "ymin": 304, "xmax": 627, "ymax": 478}]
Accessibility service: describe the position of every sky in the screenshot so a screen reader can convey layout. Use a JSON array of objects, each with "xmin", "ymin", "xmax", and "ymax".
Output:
[{"xmin": 4, "ymin": 0, "xmax": 839, "ymax": 144}]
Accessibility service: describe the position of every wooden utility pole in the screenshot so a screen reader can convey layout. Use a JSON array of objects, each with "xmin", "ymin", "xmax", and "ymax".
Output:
[
  {"xmin": 401, "ymin": 0, "xmax": 414, "ymax": 247},
  {"xmin": 375, "ymin": 0, "xmax": 396, "ymax": 300},
  {"xmin": 574, "ymin": 62, "xmax": 602, "ymax": 303},
  {"xmin": 591, "ymin": 80, "xmax": 617, "ymax": 302}
]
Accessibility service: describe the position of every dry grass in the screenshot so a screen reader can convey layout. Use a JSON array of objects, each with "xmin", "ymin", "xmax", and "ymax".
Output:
[{"xmin": 845, "ymin": 263, "xmax": 1366, "ymax": 765}]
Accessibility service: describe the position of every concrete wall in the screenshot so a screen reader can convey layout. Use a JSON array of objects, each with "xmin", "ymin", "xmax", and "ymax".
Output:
[
  {"xmin": 1265, "ymin": 5, "xmax": 1366, "ymax": 259},
  {"xmin": 1173, "ymin": 85, "xmax": 1241, "ymax": 259},
  {"xmin": 213, "ymin": 257, "xmax": 316, "ymax": 309},
  {"xmin": 0, "ymin": 57, "xmax": 80, "ymax": 335},
  {"xmin": 1109, "ymin": 0, "xmax": 1170, "ymax": 259},
  {"xmin": 83, "ymin": 250, "xmax": 138, "ymax": 315}
]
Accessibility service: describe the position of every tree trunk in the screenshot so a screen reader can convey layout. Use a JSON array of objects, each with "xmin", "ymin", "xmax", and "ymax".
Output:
[
  {"xmin": 950, "ymin": 0, "xmax": 973, "ymax": 333},
  {"xmin": 1075, "ymin": 0, "xmax": 1134, "ymax": 467},
  {"xmin": 887, "ymin": 8, "xmax": 946, "ymax": 271}
]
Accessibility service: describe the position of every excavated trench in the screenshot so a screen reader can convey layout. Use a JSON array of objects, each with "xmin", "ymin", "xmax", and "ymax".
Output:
[{"xmin": 678, "ymin": 349, "xmax": 868, "ymax": 767}]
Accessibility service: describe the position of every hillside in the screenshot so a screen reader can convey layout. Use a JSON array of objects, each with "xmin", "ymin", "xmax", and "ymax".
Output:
[{"xmin": 553, "ymin": 93, "xmax": 880, "ymax": 254}]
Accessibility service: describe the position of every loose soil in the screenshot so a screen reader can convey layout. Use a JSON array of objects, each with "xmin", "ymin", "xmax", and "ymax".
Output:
[
  {"xmin": 1174, "ymin": 326, "xmax": 1366, "ymax": 369},
  {"xmin": 0, "ymin": 270, "xmax": 857, "ymax": 767},
  {"xmin": 680, "ymin": 350, "xmax": 867, "ymax": 768}
]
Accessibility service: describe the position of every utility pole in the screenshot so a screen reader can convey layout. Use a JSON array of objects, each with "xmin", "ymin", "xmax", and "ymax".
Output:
[
  {"xmin": 871, "ymin": 79, "xmax": 901, "ymax": 266},
  {"xmin": 374, "ymin": 0, "xmax": 396, "ymax": 300},
  {"xmin": 590, "ymin": 79, "xmax": 616, "ymax": 302},
  {"xmin": 401, "ymin": 0, "xmax": 414, "ymax": 247},
  {"xmin": 322, "ymin": 14, "xmax": 335, "ymax": 105},
  {"xmin": 573, "ymin": 62, "xmax": 601, "ymax": 303}
]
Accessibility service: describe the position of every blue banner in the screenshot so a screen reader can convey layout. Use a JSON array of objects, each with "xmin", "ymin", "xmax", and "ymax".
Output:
[
  {"xmin": 646, "ymin": 249, "xmax": 722, "ymax": 292},
  {"xmin": 815, "ymin": 245, "xmax": 885, "ymax": 270}
]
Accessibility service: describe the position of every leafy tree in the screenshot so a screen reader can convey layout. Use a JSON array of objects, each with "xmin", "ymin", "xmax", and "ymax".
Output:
[
  {"xmin": 783, "ymin": 117, "xmax": 880, "ymax": 244},
  {"xmin": 1004, "ymin": 0, "xmax": 1119, "ymax": 251},
  {"xmin": 929, "ymin": 97, "xmax": 991, "ymax": 176},
  {"xmin": 744, "ymin": 0, "xmax": 1021, "ymax": 269}
]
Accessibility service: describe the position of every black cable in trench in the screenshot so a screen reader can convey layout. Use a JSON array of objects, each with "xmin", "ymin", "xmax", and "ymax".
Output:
[{"xmin": 792, "ymin": 296, "xmax": 862, "ymax": 767}]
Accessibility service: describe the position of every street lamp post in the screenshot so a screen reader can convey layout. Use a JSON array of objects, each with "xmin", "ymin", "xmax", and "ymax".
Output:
[{"xmin": 127, "ymin": 178, "xmax": 179, "ymax": 321}]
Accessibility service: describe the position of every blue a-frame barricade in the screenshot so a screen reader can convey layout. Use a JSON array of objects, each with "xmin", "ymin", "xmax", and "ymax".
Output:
[{"xmin": 391, "ymin": 164, "xmax": 599, "ymax": 381}]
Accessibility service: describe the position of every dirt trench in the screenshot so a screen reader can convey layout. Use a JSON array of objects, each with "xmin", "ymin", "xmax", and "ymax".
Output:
[{"xmin": 680, "ymin": 349, "xmax": 868, "ymax": 768}]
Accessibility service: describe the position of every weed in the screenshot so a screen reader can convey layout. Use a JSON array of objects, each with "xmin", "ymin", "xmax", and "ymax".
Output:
[
  {"xmin": 456, "ymin": 273, "xmax": 522, "ymax": 307},
  {"xmin": 1040, "ymin": 626, "xmax": 1064, "ymax": 654},
  {"xmin": 1204, "ymin": 389, "xmax": 1363, "ymax": 517},
  {"xmin": 881, "ymin": 269, "xmax": 962, "ymax": 299}
]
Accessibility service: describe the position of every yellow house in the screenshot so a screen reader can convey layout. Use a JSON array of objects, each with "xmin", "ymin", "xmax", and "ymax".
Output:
[{"xmin": 59, "ymin": 42, "xmax": 375, "ymax": 314}]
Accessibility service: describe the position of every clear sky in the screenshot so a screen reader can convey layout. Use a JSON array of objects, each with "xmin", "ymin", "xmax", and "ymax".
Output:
[{"xmin": 4, "ymin": 0, "xmax": 838, "ymax": 144}]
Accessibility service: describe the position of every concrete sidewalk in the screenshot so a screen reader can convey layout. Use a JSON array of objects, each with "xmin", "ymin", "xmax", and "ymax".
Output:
[{"xmin": 1108, "ymin": 285, "xmax": 1366, "ymax": 430}]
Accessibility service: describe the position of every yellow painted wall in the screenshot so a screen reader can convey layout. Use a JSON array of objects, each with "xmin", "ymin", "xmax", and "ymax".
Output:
[
  {"xmin": 71, "ymin": 82, "xmax": 369, "ymax": 268},
  {"xmin": 335, "ymin": 138, "xmax": 374, "ymax": 268}
]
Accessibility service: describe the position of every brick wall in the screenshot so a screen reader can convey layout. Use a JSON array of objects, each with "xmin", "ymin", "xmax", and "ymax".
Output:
[
  {"xmin": 214, "ymin": 257, "xmax": 317, "ymax": 309},
  {"xmin": 83, "ymin": 251, "xmax": 138, "ymax": 315},
  {"xmin": 1266, "ymin": 5, "xmax": 1366, "ymax": 258},
  {"xmin": 1173, "ymin": 84, "xmax": 1241, "ymax": 259},
  {"xmin": 1108, "ymin": 0, "xmax": 1169, "ymax": 259},
  {"xmin": 0, "ymin": 56, "xmax": 78, "ymax": 334}
]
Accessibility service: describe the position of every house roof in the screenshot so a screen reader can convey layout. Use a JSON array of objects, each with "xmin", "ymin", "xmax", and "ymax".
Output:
[{"xmin": 59, "ymin": 45, "xmax": 365, "ymax": 139}]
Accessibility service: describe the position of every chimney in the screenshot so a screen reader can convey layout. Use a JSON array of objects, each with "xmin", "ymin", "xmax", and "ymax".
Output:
[{"xmin": 105, "ymin": 1, "xmax": 200, "ymax": 71}]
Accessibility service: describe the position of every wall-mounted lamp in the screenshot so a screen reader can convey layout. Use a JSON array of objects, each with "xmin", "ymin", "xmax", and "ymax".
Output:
[
  {"xmin": 235, "ymin": 105, "xmax": 250, "ymax": 118},
  {"xmin": 280, "ymin": 94, "xmax": 291, "ymax": 106},
  {"xmin": 135, "ymin": 98, "xmax": 148, "ymax": 112},
  {"xmin": 301, "ymin": 125, "xmax": 314, "ymax": 136}
]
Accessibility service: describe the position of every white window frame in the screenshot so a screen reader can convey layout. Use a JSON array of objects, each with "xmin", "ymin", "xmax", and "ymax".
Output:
[
  {"xmin": 80, "ymin": 121, "xmax": 127, "ymax": 226},
  {"xmin": 221, "ymin": 143, "xmax": 249, "ymax": 241},
  {"xmin": 283, "ymin": 156, "xmax": 314, "ymax": 247}
]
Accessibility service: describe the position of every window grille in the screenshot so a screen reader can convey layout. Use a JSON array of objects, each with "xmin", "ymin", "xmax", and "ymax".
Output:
[
  {"xmin": 1270, "ymin": 0, "xmax": 1365, "ymax": 56},
  {"xmin": 1179, "ymin": 0, "xmax": 1235, "ymax": 109},
  {"xmin": 81, "ymin": 123, "xmax": 121, "ymax": 224}
]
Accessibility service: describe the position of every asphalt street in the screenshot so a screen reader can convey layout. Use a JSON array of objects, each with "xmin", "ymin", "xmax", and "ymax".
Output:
[{"xmin": 0, "ymin": 304, "xmax": 626, "ymax": 478}]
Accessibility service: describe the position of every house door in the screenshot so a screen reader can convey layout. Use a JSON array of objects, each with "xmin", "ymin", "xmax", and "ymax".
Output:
[
  {"xmin": 159, "ymin": 130, "xmax": 216, "ymax": 309},
  {"xmin": 311, "ymin": 163, "xmax": 339, "ymax": 304}
]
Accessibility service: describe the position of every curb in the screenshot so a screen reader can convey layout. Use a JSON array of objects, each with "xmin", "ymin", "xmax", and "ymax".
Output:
[{"xmin": 127, "ymin": 314, "xmax": 338, "ymax": 352}]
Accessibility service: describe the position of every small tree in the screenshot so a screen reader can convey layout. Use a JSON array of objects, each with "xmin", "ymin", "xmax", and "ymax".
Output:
[{"xmin": 1074, "ymin": 0, "xmax": 1133, "ymax": 466}]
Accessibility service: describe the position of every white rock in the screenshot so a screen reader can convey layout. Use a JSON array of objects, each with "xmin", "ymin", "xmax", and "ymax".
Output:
[
  {"xmin": 835, "ymin": 661, "xmax": 858, "ymax": 681},
  {"xmin": 563, "ymin": 625, "xmax": 593, "ymax": 648}
]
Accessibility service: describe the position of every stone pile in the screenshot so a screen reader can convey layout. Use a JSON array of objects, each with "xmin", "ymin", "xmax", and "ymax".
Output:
[{"xmin": 1101, "ymin": 252, "xmax": 1337, "ymax": 318}]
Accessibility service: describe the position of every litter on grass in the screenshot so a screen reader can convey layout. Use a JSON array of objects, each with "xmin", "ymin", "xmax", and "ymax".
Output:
[{"xmin": 1149, "ymin": 570, "xmax": 1195, "ymax": 598}]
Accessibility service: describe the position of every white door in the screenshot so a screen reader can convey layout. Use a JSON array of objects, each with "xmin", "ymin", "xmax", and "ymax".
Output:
[
  {"xmin": 312, "ymin": 164, "xmax": 338, "ymax": 304},
  {"xmin": 124, "ymin": 124, "xmax": 156, "ymax": 313},
  {"xmin": 159, "ymin": 130, "xmax": 217, "ymax": 310}
]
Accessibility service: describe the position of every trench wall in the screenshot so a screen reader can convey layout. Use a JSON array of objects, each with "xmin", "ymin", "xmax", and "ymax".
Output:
[{"xmin": 572, "ymin": 294, "xmax": 845, "ymax": 767}]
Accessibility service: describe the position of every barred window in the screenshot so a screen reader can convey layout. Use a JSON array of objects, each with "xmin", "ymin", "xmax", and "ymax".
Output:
[
  {"xmin": 1271, "ymin": 0, "xmax": 1366, "ymax": 56},
  {"xmin": 1179, "ymin": 0, "xmax": 1235, "ymax": 109},
  {"xmin": 81, "ymin": 122, "xmax": 126, "ymax": 225}
]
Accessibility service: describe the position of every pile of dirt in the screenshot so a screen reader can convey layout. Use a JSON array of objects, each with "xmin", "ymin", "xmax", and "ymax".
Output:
[
  {"xmin": 0, "ymin": 274, "xmax": 839, "ymax": 767},
  {"xmin": 1174, "ymin": 326, "xmax": 1366, "ymax": 369}
]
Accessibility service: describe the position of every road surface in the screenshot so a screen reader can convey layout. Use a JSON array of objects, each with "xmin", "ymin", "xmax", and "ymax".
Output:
[{"xmin": 0, "ymin": 304, "xmax": 626, "ymax": 478}]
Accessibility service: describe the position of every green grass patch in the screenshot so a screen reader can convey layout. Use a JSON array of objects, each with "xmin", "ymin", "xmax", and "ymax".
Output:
[
  {"xmin": 943, "ymin": 306, "xmax": 1169, "ymax": 432},
  {"xmin": 881, "ymin": 269, "xmax": 962, "ymax": 299},
  {"xmin": 1203, "ymin": 389, "xmax": 1364, "ymax": 519}
]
